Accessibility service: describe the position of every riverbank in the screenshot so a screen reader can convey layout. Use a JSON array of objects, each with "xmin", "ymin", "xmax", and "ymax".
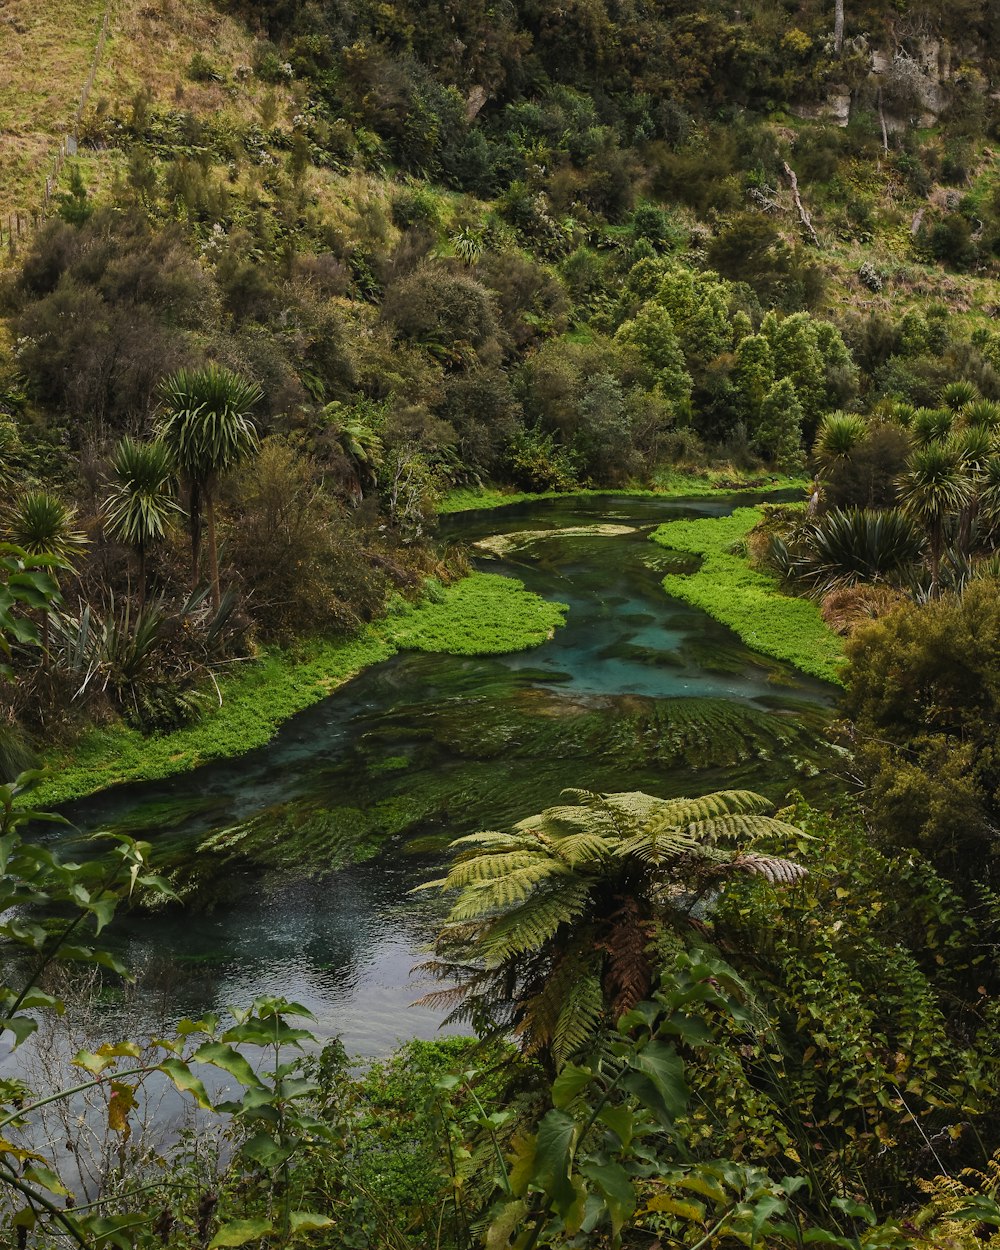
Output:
[
  {"xmin": 29, "ymin": 573, "xmax": 567, "ymax": 809},
  {"xmin": 438, "ymin": 470, "xmax": 809, "ymax": 514},
  {"xmin": 650, "ymin": 508, "xmax": 845, "ymax": 686}
]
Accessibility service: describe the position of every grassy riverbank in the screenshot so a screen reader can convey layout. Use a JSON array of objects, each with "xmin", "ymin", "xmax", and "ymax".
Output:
[
  {"xmin": 30, "ymin": 573, "xmax": 567, "ymax": 808},
  {"xmin": 438, "ymin": 471, "xmax": 809, "ymax": 514},
  {"xmin": 651, "ymin": 508, "xmax": 845, "ymax": 686}
]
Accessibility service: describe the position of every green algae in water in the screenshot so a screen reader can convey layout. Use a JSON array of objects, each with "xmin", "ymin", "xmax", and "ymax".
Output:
[{"xmin": 369, "ymin": 755, "xmax": 411, "ymax": 775}]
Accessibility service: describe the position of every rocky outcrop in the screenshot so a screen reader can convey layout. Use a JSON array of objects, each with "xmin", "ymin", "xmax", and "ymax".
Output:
[{"xmin": 793, "ymin": 32, "xmax": 986, "ymax": 130}]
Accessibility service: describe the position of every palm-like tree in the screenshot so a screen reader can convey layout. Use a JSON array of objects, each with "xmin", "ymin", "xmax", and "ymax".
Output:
[
  {"xmin": 6, "ymin": 491, "xmax": 88, "ymax": 564},
  {"xmin": 5, "ymin": 491, "xmax": 88, "ymax": 660},
  {"xmin": 910, "ymin": 407, "xmax": 953, "ymax": 449},
  {"xmin": 961, "ymin": 399, "xmax": 1000, "ymax": 431},
  {"xmin": 940, "ymin": 380, "xmax": 979, "ymax": 412},
  {"xmin": 418, "ymin": 788, "xmax": 804, "ymax": 1069},
  {"xmin": 103, "ymin": 437, "xmax": 181, "ymax": 608},
  {"xmin": 898, "ymin": 443, "xmax": 973, "ymax": 597},
  {"xmin": 158, "ymin": 365, "xmax": 262, "ymax": 609},
  {"xmin": 812, "ymin": 412, "xmax": 868, "ymax": 475}
]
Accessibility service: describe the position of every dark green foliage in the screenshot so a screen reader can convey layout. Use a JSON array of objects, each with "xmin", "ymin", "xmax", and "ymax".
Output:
[
  {"xmin": 844, "ymin": 580, "xmax": 1000, "ymax": 880},
  {"xmin": 777, "ymin": 507, "xmax": 925, "ymax": 593}
]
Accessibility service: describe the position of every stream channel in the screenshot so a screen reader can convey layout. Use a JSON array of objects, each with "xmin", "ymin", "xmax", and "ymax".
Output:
[{"xmin": 42, "ymin": 494, "xmax": 838, "ymax": 1060}]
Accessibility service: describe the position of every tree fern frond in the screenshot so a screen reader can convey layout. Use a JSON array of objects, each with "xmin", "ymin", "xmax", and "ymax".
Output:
[
  {"xmin": 546, "ymin": 832, "xmax": 614, "ymax": 866},
  {"xmin": 411, "ymin": 984, "xmax": 472, "ymax": 1011},
  {"xmin": 446, "ymin": 861, "xmax": 572, "ymax": 918},
  {"xmin": 683, "ymin": 814, "xmax": 802, "ymax": 846},
  {"xmin": 446, "ymin": 850, "xmax": 552, "ymax": 888},
  {"xmin": 479, "ymin": 883, "xmax": 592, "ymax": 962},
  {"xmin": 727, "ymin": 853, "xmax": 808, "ymax": 885},
  {"xmin": 650, "ymin": 790, "xmax": 773, "ymax": 827},
  {"xmin": 551, "ymin": 973, "xmax": 605, "ymax": 1066},
  {"xmin": 602, "ymin": 896, "xmax": 655, "ymax": 1021},
  {"xmin": 617, "ymin": 828, "xmax": 701, "ymax": 864},
  {"xmin": 448, "ymin": 830, "xmax": 521, "ymax": 850}
]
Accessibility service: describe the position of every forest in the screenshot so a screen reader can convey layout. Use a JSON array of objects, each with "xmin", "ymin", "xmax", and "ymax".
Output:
[{"xmin": 6, "ymin": 0, "xmax": 1000, "ymax": 1246}]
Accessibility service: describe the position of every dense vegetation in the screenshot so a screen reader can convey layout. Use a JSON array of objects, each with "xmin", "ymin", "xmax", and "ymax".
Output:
[{"xmin": 9, "ymin": 0, "xmax": 1000, "ymax": 1246}]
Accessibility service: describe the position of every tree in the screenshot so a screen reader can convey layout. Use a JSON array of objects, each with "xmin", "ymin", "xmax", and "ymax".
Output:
[
  {"xmin": 614, "ymin": 304, "xmax": 693, "ymax": 411},
  {"xmin": 103, "ymin": 437, "xmax": 181, "ymax": 607},
  {"xmin": 812, "ymin": 411, "xmax": 868, "ymax": 477},
  {"xmin": 897, "ymin": 443, "xmax": 972, "ymax": 597},
  {"xmin": 5, "ymin": 491, "xmax": 87, "ymax": 565},
  {"xmin": 733, "ymin": 334, "xmax": 775, "ymax": 420},
  {"xmin": 753, "ymin": 378, "xmax": 805, "ymax": 470},
  {"xmin": 419, "ymin": 787, "xmax": 804, "ymax": 1069},
  {"xmin": 158, "ymin": 365, "xmax": 262, "ymax": 609},
  {"xmin": 844, "ymin": 582, "xmax": 1000, "ymax": 878},
  {"xmin": 4, "ymin": 492, "xmax": 88, "ymax": 661}
]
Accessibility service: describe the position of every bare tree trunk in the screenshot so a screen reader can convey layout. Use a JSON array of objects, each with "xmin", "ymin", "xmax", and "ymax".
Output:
[
  {"xmin": 878, "ymin": 88, "xmax": 889, "ymax": 154},
  {"xmin": 834, "ymin": 0, "xmax": 845, "ymax": 54},
  {"xmin": 782, "ymin": 162, "xmax": 820, "ymax": 247},
  {"xmin": 205, "ymin": 493, "xmax": 221, "ymax": 611},
  {"xmin": 137, "ymin": 544, "xmax": 146, "ymax": 612},
  {"xmin": 189, "ymin": 480, "xmax": 202, "ymax": 590}
]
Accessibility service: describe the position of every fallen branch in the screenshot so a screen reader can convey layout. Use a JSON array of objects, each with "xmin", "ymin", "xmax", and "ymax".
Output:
[{"xmin": 782, "ymin": 161, "xmax": 820, "ymax": 247}]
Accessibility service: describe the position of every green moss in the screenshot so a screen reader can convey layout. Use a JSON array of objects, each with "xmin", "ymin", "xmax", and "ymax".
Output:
[
  {"xmin": 437, "ymin": 474, "xmax": 808, "ymax": 514},
  {"xmin": 29, "ymin": 573, "xmax": 566, "ymax": 808},
  {"xmin": 389, "ymin": 572, "xmax": 567, "ymax": 654},
  {"xmin": 650, "ymin": 509, "xmax": 844, "ymax": 686}
]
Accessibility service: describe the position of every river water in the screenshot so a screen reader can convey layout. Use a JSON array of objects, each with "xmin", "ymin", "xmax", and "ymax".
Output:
[{"xmin": 45, "ymin": 494, "xmax": 837, "ymax": 1058}]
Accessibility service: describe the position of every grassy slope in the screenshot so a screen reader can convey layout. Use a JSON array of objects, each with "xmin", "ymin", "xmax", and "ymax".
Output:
[
  {"xmin": 0, "ymin": 0, "xmax": 107, "ymax": 217},
  {"xmin": 0, "ymin": 0, "xmax": 287, "ymax": 219},
  {"xmin": 651, "ymin": 508, "xmax": 844, "ymax": 685},
  {"xmin": 30, "ymin": 572, "xmax": 567, "ymax": 808}
]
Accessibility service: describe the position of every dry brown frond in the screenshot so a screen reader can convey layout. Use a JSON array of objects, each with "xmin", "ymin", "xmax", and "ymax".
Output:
[{"xmin": 821, "ymin": 584, "xmax": 907, "ymax": 635}]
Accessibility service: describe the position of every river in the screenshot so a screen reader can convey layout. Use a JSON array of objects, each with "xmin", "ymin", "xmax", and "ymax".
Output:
[{"xmin": 41, "ymin": 494, "xmax": 837, "ymax": 1059}]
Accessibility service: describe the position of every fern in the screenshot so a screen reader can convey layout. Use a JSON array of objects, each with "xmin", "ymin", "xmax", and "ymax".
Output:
[{"xmin": 416, "ymin": 784, "xmax": 807, "ymax": 1067}]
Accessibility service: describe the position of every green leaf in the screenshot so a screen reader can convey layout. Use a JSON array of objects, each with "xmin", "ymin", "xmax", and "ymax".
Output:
[
  {"xmin": 578, "ymin": 1160, "xmax": 635, "ymax": 1237},
  {"xmin": 87, "ymin": 895, "xmax": 117, "ymax": 935},
  {"xmin": 750, "ymin": 1193, "xmax": 788, "ymax": 1242},
  {"xmin": 192, "ymin": 1042, "xmax": 264, "ymax": 1089},
  {"xmin": 241, "ymin": 1130, "xmax": 294, "ymax": 1170},
  {"xmin": 1, "ymin": 1016, "xmax": 38, "ymax": 1048},
  {"xmin": 288, "ymin": 1212, "xmax": 335, "ymax": 1234},
  {"xmin": 623, "ymin": 1041, "xmax": 687, "ymax": 1124},
  {"xmin": 597, "ymin": 1104, "xmax": 634, "ymax": 1148},
  {"xmin": 532, "ymin": 1108, "xmax": 578, "ymax": 1215},
  {"xmin": 208, "ymin": 1217, "xmax": 275, "ymax": 1247},
  {"xmin": 159, "ymin": 1058, "xmax": 212, "ymax": 1109},
  {"xmin": 22, "ymin": 1164, "xmax": 71, "ymax": 1196},
  {"xmin": 551, "ymin": 1063, "xmax": 594, "ymax": 1109}
]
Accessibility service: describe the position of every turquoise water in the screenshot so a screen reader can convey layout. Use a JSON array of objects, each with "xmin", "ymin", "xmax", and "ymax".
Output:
[{"xmin": 47, "ymin": 494, "xmax": 836, "ymax": 1056}]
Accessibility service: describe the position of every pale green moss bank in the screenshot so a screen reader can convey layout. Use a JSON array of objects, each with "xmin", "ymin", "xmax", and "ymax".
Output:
[
  {"xmin": 31, "ymin": 573, "xmax": 567, "ymax": 808},
  {"xmin": 650, "ymin": 509, "xmax": 844, "ymax": 686}
]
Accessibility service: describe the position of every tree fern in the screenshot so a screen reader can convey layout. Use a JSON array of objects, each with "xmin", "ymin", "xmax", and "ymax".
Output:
[{"xmin": 418, "ymin": 785, "xmax": 806, "ymax": 1068}]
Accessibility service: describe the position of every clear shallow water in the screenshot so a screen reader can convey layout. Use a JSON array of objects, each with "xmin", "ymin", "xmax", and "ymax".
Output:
[{"xmin": 39, "ymin": 494, "xmax": 837, "ymax": 1057}]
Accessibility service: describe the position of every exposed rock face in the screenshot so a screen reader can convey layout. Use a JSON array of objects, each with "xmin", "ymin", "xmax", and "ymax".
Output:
[
  {"xmin": 793, "ymin": 89, "xmax": 851, "ymax": 126},
  {"xmin": 794, "ymin": 32, "xmax": 985, "ymax": 131}
]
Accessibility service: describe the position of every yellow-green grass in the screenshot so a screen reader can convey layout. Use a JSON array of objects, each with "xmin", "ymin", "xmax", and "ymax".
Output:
[
  {"xmin": 0, "ymin": 0, "xmax": 106, "ymax": 216},
  {"xmin": 651, "ymin": 508, "xmax": 844, "ymax": 685},
  {"xmin": 27, "ymin": 573, "xmax": 567, "ymax": 809}
]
